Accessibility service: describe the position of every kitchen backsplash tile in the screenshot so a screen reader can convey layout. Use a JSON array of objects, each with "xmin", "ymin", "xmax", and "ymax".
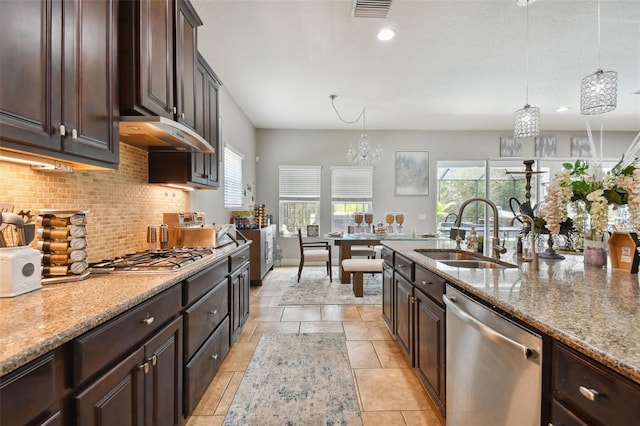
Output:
[{"xmin": 0, "ymin": 143, "xmax": 189, "ymax": 261}]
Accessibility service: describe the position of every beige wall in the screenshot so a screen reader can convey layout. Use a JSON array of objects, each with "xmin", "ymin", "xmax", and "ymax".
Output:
[{"xmin": 0, "ymin": 143, "xmax": 189, "ymax": 262}]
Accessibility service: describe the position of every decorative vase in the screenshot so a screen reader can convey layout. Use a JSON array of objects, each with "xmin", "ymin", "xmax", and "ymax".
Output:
[{"xmin": 584, "ymin": 239, "xmax": 607, "ymax": 268}]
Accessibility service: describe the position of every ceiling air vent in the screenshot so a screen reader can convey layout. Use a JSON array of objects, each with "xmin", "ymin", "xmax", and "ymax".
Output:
[{"xmin": 352, "ymin": 0, "xmax": 393, "ymax": 19}]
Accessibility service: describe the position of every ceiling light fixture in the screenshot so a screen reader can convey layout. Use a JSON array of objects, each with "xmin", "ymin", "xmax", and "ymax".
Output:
[
  {"xmin": 556, "ymin": 106, "xmax": 570, "ymax": 113},
  {"xmin": 513, "ymin": 0, "xmax": 540, "ymax": 139},
  {"xmin": 580, "ymin": 0, "xmax": 617, "ymax": 115},
  {"xmin": 377, "ymin": 28, "xmax": 395, "ymax": 41},
  {"xmin": 330, "ymin": 95, "xmax": 383, "ymax": 167}
]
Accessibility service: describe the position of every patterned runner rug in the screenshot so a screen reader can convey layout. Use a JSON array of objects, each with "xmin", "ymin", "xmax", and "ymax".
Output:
[
  {"xmin": 223, "ymin": 333, "xmax": 363, "ymax": 426},
  {"xmin": 279, "ymin": 267, "xmax": 382, "ymax": 305}
]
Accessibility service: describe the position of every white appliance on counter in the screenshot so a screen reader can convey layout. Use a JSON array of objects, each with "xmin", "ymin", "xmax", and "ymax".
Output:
[
  {"xmin": 0, "ymin": 246, "xmax": 42, "ymax": 297},
  {"xmin": 443, "ymin": 285, "xmax": 542, "ymax": 425}
]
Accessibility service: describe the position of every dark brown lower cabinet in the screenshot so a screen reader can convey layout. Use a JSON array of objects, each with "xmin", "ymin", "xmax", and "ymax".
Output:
[
  {"xmin": 75, "ymin": 317, "xmax": 183, "ymax": 426},
  {"xmin": 230, "ymin": 261, "xmax": 250, "ymax": 345},
  {"xmin": 394, "ymin": 273, "xmax": 412, "ymax": 359},
  {"xmin": 413, "ymin": 289, "xmax": 445, "ymax": 415},
  {"xmin": 382, "ymin": 265, "xmax": 393, "ymax": 330},
  {"xmin": 551, "ymin": 341, "xmax": 640, "ymax": 426}
]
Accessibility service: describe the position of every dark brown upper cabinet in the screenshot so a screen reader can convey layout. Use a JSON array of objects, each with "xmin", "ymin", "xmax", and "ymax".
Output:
[
  {"xmin": 119, "ymin": 0, "xmax": 202, "ymax": 134},
  {"xmin": 0, "ymin": 0, "xmax": 120, "ymax": 168}
]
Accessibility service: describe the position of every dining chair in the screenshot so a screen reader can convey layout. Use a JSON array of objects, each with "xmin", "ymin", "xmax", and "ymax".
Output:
[{"xmin": 297, "ymin": 228, "xmax": 332, "ymax": 282}]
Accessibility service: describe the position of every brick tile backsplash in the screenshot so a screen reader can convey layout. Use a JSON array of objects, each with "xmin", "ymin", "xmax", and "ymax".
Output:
[{"xmin": 0, "ymin": 143, "xmax": 189, "ymax": 261}]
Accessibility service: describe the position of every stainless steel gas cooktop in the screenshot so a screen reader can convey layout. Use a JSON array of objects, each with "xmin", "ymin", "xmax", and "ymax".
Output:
[{"xmin": 90, "ymin": 247, "xmax": 215, "ymax": 273}]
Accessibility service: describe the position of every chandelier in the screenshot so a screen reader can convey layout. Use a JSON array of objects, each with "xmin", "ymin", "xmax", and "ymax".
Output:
[
  {"xmin": 580, "ymin": 0, "xmax": 617, "ymax": 115},
  {"xmin": 513, "ymin": 0, "xmax": 540, "ymax": 139},
  {"xmin": 330, "ymin": 95, "xmax": 383, "ymax": 166}
]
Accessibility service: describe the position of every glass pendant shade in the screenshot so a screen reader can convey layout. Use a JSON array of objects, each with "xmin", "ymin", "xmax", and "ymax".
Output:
[
  {"xmin": 347, "ymin": 133, "xmax": 382, "ymax": 167},
  {"xmin": 514, "ymin": 104, "xmax": 540, "ymax": 139},
  {"xmin": 580, "ymin": 69, "xmax": 617, "ymax": 115}
]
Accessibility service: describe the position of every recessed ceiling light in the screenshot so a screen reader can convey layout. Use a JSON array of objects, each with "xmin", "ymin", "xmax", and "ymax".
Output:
[
  {"xmin": 377, "ymin": 28, "xmax": 395, "ymax": 41},
  {"xmin": 556, "ymin": 106, "xmax": 570, "ymax": 112},
  {"xmin": 516, "ymin": 0, "xmax": 536, "ymax": 6}
]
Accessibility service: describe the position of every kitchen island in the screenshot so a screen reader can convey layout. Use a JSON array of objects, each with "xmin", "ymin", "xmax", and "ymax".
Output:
[{"xmin": 383, "ymin": 240, "xmax": 640, "ymax": 384}]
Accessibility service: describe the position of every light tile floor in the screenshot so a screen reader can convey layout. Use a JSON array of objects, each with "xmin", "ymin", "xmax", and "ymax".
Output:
[{"xmin": 185, "ymin": 266, "xmax": 445, "ymax": 426}]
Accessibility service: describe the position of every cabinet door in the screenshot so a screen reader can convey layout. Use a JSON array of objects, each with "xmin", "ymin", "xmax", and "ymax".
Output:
[
  {"xmin": 144, "ymin": 317, "xmax": 182, "ymax": 426},
  {"xmin": 203, "ymin": 66, "xmax": 220, "ymax": 187},
  {"xmin": 382, "ymin": 266, "xmax": 393, "ymax": 330},
  {"xmin": 62, "ymin": 0, "xmax": 119, "ymax": 164},
  {"xmin": 0, "ymin": 0, "xmax": 61, "ymax": 151},
  {"xmin": 240, "ymin": 263, "xmax": 250, "ymax": 325},
  {"xmin": 414, "ymin": 289, "xmax": 445, "ymax": 416},
  {"xmin": 138, "ymin": 0, "xmax": 174, "ymax": 118},
  {"xmin": 175, "ymin": 0, "xmax": 201, "ymax": 131},
  {"xmin": 229, "ymin": 274, "xmax": 241, "ymax": 345},
  {"xmin": 394, "ymin": 273, "xmax": 412, "ymax": 359},
  {"xmin": 75, "ymin": 347, "xmax": 146, "ymax": 426}
]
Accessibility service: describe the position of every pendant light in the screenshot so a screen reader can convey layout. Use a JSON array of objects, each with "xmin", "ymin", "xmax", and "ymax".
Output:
[
  {"xmin": 580, "ymin": 0, "xmax": 617, "ymax": 115},
  {"xmin": 330, "ymin": 95, "xmax": 383, "ymax": 167},
  {"xmin": 514, "ymin": 0, "xmax": 540, "ymax": 139}
]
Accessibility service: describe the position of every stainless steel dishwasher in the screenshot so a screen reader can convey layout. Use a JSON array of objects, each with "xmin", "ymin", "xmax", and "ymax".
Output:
[{"xmin": 443, "ymin": 285, "xmax": 542, "ymax": 426}]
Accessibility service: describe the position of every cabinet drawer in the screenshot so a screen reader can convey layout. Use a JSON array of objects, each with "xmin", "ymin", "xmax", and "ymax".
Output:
[
  {"xmin": 553, "ymin": 342, "xmax": 640, "ymax": 425},
  {"xmin": 73, "ymin": 285, "xmax": 181, "ymax": 386},
  {"xmin": 414, "ymin": 265, "xmax": 445, "ymax": 305},
  {"xmin": 0, "ymin": 353, "xmax": 57, "ymax": 425},
  {"xmin": 184, "ymin": 279, "xmax": 229, "ymax": 359},
  {"xmin": 184, "ymin": 316, "xmax": 230, "ymax": 415},
  {"xmin": 183, "ymin": 259, "xmax": 228, "ymax": 306},
  {"xmin": 551, "ymin": 399, "xmax": 589, "ymax": 426},
  {"xmin": 230, "ymin": 246, "xmax": 250, "ymax": 272},
  {"xmin": 395, "ymin": 253, "xmax": 413, "ymax": 281},
  {"xmin": 381, "ymin": 247, "xmax": 393, "ymax": 267}
]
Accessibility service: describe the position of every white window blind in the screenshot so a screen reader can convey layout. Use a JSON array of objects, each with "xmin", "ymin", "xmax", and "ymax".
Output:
[
  {"xmin": 224, "ymin": 146, "xmax": 243, "ymax": 208},
  {"xmin": 279, "ymin": 165, "xmax": 321, "ymax": 198},
  {"xmin": 331, "ymin": 166, "xmax": 373, "ymax": 199}
]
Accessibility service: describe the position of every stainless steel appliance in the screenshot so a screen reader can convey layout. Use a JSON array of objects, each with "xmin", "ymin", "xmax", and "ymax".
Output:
[
  {"xmin": 89, "ymin": 247, "xmax": 216, "ymax": 273},
  {"xmin": 443, "ymin": 285, "xmax": 542, "ymax": 426}
]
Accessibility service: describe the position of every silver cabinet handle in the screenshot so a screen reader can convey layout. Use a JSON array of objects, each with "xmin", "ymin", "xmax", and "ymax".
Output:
[
  {"xmin": 141, "ymin": 313, "xmax": 154, "ymax": 325},
  {"xmin": 71, "ymin": 128, "xmax": 77, "ymax": 139},
  {"xmin": 443, "ymin": 295, "xmax": 536, "ymax": 360},
  {"xmin": 579, "ymin": 386, "xmax": 600, "ymax": 401},
  {"xmin": 139, "ymin": 362, "xmax": 149, "ymax": 374},
  {"xmin": 210, "ymin": 353, "xmax": 218, "ymax": 360},
  {"xmin": 209, "ymin": 309, "xmax": 218, "ymax": 315},
  {"xmin": 149, "ymin": 354, "xmax": 157, "ymax": 367},
  {"xmin": 181, "ymin": 112, "xmax": 185, "ymax": 119},
  {"xmin": 173, "ymin": 106, "xmax": 177, "ymax": 114},
  {"xmin": 421, "ymin": 280, "xmax": 432, "ymax": 286},
  {"xmin": 59, "ymin": 124, "xmax": 66, "ymax": 136}
]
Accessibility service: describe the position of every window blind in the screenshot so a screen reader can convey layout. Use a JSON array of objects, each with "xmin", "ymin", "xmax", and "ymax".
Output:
[
  {"xmin": 224, "ymin": 146, "xmax": 243, "ymax": 208},
  {"xmin": 331, "ymin": 166, "xmax": 373, "ymax": 199},
  {"xmin": 279, "ymin": 165, "xmax": 321, "ymax": 198}
]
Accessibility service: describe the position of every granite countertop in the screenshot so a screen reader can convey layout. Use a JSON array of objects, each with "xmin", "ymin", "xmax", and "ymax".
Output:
[
  {"xmin": 383, "ymin": 240, "xmax": 640, "ymax": 385},
  {"xmin": 0, "ymin": 242, "xmax": 249, "ymax": 376}
]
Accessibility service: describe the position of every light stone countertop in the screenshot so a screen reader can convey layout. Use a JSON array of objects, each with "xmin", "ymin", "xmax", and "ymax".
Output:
[
  {"xmin": 383, "ymin": 240, "xmax": 640, "ymax": 385},
  {"xmin": 0, "ymin": 242, "xmax": 249, "ymax": 376}
]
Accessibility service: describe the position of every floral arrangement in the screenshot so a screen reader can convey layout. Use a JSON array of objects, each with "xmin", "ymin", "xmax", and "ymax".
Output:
[{"xmin": 540, "ymin": 152, "xmax": 640, "ymax": 249}]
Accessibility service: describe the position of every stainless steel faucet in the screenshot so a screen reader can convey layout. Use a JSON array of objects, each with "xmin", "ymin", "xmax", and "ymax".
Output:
[
  {"xmin": 510, "ymin": 214, "xmax": 539, "ymax": 270},
  {"xmin": 454, "ymin": 197, "xmax": 507, "ymax": 260}
]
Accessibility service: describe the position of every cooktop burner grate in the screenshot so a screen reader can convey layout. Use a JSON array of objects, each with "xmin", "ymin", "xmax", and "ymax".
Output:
[{"xmin": 90, "ymin": 247, "xmax": 215, "ymax": 273}]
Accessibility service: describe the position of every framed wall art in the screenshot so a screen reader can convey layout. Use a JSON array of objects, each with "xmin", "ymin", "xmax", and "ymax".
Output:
[
  {"xmin": 571, "ymin": 137, "xmax": 592, "ymax": 157},
  {"xmin": 535, "ymin": 136, "xmax": 556, "ymax": 157},
  {"xmin": 500, "ymin": 137, "xmax": 522, "ymax": 157},
  {"xmin": 395, "ymin": 151, "xmax": 429, "ymax": 196}
]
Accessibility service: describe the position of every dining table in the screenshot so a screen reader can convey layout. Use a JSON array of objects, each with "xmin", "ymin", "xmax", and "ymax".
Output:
[{"xmin": 325, "ymin": 233, "xmax": 443, "ymax": 283}]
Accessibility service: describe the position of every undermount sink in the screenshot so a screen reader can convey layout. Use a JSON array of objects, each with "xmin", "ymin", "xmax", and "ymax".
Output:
[
  {"xmin": 439, "ymin": 260, "xmax": 514, "ymax": 269},
  {"xmin": 416, "ymin": 249, "xmax": 517, "ymax": 269},
  {"xmin": 418, "ymin": 250, "xmax": 484, "ymax": 261}
]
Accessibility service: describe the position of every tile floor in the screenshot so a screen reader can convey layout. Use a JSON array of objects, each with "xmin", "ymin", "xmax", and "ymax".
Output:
[{"xmin": 185, "ymin": 266, "xmax": 445, "ymax": 426}]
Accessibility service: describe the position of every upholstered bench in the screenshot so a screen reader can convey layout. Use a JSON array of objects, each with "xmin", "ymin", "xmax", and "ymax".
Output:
[{"xmin": 341, "ymin": 259, "xmax": 384, "ymax": 297}]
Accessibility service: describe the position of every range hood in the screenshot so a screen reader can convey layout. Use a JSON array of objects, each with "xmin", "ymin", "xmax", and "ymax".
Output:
[{"xmin": 119, "ymin": 116, "xmax": 215, "ymax": 153}]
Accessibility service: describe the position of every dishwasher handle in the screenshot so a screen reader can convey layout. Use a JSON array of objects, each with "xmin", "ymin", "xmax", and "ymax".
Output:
[{"xmin": 443, "ymin": 294, "xmax": 536, "ymax": 360}]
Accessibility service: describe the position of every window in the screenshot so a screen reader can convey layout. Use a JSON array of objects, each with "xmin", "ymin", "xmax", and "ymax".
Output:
[
  {"xmin": 279, "ymin": 165, "xmax": 321, "ymax": 237},
  {"xmin": 331, "ymin": 166, "xmax": 373, "ymax": 232},
  {"xmin": 224, "ymin": 145, "xmax": 243, "ymax": 208}
]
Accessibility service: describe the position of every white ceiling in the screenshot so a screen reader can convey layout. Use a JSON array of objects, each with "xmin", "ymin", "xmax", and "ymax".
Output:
[{"xmin": 192, "ymin": 0, "xmax": 640, "ymax": 132}]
